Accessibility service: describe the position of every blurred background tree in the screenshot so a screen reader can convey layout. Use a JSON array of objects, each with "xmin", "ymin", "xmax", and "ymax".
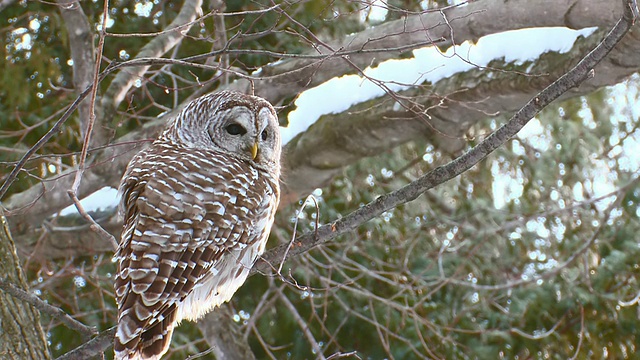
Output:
[{"xmin": 1, "ymin": 0, "xmax": 639, "ymax": 359}]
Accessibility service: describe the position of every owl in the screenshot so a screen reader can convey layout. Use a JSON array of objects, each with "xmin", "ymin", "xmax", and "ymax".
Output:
[{"xmin": 113, "ymin": 90, "xmax": 281, "ymax": 360}]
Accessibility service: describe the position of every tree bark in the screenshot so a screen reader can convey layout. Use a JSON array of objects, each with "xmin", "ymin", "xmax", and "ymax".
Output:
[
  {"xmin": 230, "ymin": 0, "xmax": 625, "ymax": 103},
  {"xmin": 0, "ymin": 215, "xmax": 51, "ymax": 360}
]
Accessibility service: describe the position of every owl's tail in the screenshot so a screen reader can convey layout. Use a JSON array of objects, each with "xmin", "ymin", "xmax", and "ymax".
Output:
[{"xmin": 114, "ymin": 300, "xmax": 177, "ymax": 360}]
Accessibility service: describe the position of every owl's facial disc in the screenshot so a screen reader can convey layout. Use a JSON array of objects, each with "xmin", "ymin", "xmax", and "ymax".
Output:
[{"xmin": 209, "ymin": 106, "xmax": 263, "ymax": 162}]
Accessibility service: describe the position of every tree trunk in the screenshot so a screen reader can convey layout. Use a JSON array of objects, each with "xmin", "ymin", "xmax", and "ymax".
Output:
[{"xmin": 0, "ymin": 215, "xmax": 51, "ymax": 360}]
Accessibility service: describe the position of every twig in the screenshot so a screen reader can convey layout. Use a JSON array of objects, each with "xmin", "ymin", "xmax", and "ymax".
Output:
[
  {"xmin": 618, "ymin": 291, "xmax": 640, "ymax": 306},
  {"xmin": 104, "ymin": 4, "xmax": 281, "ymax": 37},
  {"xmin": 67, "ymin": 191, "xmax": 118, "ymax": 250},
  {"xmin": 326, "ymin": 351, "xmax": 361, "ymax": 360},
  {"xmin": 278, "ymin": 194, "xmax": 319, "ymax": 275},
  {"xmin": 569, "ymin": 305, "xmax": 585, "ymax": 360},
  {"xmin": 181, "ymin": 39, "xmax": 446, "ymax": 62},
  {"xmin": 55, "ymin": 327, "xmax": 117, "ymax": 360},
  {"xmin": 510, "ymin": 314, "xmax": 565, "ymax": 340},
  {"xmin": 69, "ymin": 0, "xmax": 108, "ymax": 194},
  {"xmin": 209, "ymin": 0, "xmax": 229, "ymax": 85},
  {"xmin": 276, "ymin": 286, "xmax": 326, "ymax": 360},
  {"xmin": 0, "ymin": 277, "xmax": 97, "ymax": 339}
]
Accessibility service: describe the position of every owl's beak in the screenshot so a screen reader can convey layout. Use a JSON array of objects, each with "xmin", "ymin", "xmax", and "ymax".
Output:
[{"xmin": 251, "ymin": 142, "xmax": 259, "ymax": 160}]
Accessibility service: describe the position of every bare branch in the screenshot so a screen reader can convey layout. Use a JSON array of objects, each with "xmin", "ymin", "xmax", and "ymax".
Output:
[
  {"xmin": 276, "ymin": 286, "xmax": 326, "ymax": 360},
  {"xmin": 0, "ymin": 277, "xmax": 97, "ymax": 339},
  {"xmin": 67, "ymin": 191, "xmax": 118, "ymax": 250},
  {"xmin": 55, "ymin": 327, "xmax": 116, "ymax": 360},
  {"xmin": 55, "ymin": 0, "xmax": 95, "ymax": 138},
  {"xmin": 510, "ymin": 313, "xmax": 566, "ymax": 340},
  {"xmin": 231, "ymin": 0, "xmax": 626, "ymax": 104},
  {"xmin": 569, "ymin": 305, "xmax": 585, "ymax": 360},
  {"xmin": 253, "ymin": 0, "xmax": 639, "ymax": 274},
  {"xmin": 103, "ymin": 4, "xmax": 280, "ymax": 38},
  {"xmin": 207, "ymin": 0, "xmax": 229, "ymax": 85},
  {"xmin": 100, "ymin": 0, "xmax": 203, "ymax": 121}
]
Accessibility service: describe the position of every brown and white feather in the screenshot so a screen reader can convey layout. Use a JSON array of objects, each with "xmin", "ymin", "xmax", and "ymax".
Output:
[{"xmin": 114, "ymin": 91, "xmax": 280, "ymax": 360}]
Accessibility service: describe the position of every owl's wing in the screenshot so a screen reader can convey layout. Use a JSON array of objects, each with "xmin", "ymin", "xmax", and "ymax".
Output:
[{"xmin": 114, "ymin": 151, "xmax": 264, "ymax": 359}]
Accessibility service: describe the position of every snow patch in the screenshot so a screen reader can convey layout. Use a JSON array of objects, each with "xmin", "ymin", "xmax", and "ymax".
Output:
[{"xmin": 281, "ymin": 27, "xmax": 598, "ymax": 144}]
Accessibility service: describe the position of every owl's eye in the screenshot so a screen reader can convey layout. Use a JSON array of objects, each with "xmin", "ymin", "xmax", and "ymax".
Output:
[
  {"xmin": 225, "ymin": 123, "xmax": 246, "ymax": 135},
  {"xmin": 261, "ymin": 129, "xmax": 268, "ymax": 141}
]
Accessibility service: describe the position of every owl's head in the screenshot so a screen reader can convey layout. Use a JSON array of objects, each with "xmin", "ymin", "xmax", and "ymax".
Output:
[{"xmin": 163, "ymin": 90, "xmax": 281, "ymax": 170}]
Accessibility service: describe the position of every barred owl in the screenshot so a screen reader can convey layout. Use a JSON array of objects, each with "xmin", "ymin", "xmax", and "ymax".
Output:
[{"xmin": 113, "ymin": 90, "xmax": 281, "ymax": 360}]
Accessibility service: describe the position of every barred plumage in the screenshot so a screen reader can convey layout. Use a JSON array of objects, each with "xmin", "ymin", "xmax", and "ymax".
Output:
[{"xmin": 114, "ymin": 91, "xmax": 281, "ymax": 359}]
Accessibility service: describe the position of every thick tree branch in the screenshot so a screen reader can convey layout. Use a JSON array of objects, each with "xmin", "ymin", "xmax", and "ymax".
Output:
[
  {"xmin": 99, "ymin": 0, "xmax": 203, "ymax": 125},
  {"xmin": 55, "ymin": 0, "xmax": 95, "ymax": 139},
  {"xmin": 230, "ymin": 0, "xmax": 626, "ymax": 104},
  {"xmin": 197, "ymin": 304, "xmax": 258, "ymax": 360},
  {"xmin": 253, "ymin": 0, "xmax": 639, "ymax": 274}
]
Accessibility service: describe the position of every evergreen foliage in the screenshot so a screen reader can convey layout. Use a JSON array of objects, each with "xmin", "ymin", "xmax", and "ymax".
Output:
[{"xmin": 1, "ymin": 1, "xmax": 638, "ymax": 359}]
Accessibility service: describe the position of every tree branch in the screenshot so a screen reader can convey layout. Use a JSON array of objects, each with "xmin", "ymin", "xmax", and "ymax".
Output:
[
  {"xmin": 55, "ymin": 0, "xmax": 96, "ymax": 140},
  {"xmin": 55, "ymin": 327, "xmax": 116, "ymax": 360},
  {"xmin": 99, "ymin": 0, "xmax": 203, "ymax": 125},
  {"xmin": 196, "ymin": 304, "xmax": 258, "ymax": 360},
  {"xmin": 0, "ymin": 277, "xmax": 97, "ymax": 339},
  {"xmin": 253, "ymin": 0, "xmax": 639, "ymax": 275},
  {"xmin": 206, "ymin": 0, "xmax": 229, "ymax": 85},
  {"xmin": 230, "ymin": 0, "xmax": 626, "ymax": 104}
]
